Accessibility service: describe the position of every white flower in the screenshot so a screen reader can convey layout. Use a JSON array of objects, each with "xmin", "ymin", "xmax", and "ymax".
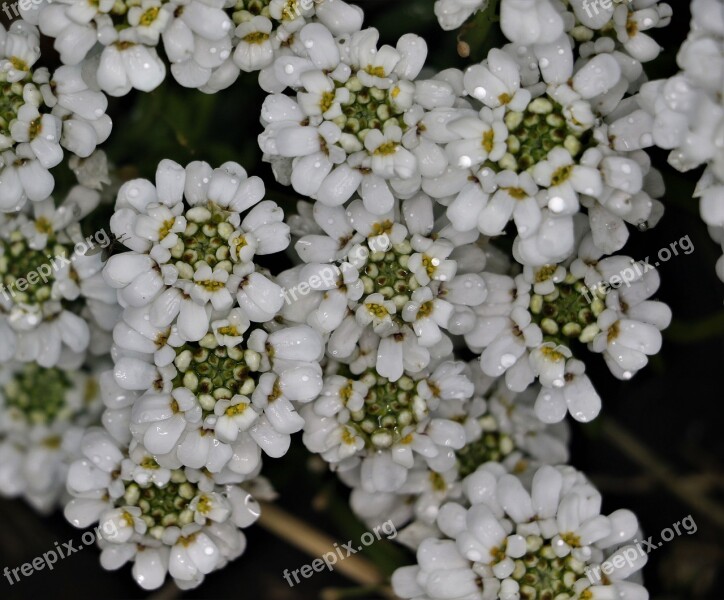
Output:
[
  {"xmin": 64, "ymin": 428, "xmax": 262, "ymax": 590},
  {"xmin": 0, "ymin": 23, "xmax": 111, "ymax": 210},
  {"xmin": 302, "ymin": 361, "xmax": 471, "ymax": 493},
  {"xmin": 393, "ymin": 465, "xmax": 648, "ymax": 600},
  {"xmin": 0, "ymin": 190, "xmax": 117, "ymax": 366},
  {"xmin": 500, "ymin": 0, "xmax": 565, "ymax": 46},
  {"xmin": 110, "ymin": 314, "xmax": 323, "ymax": 474},
  {"xmin": 435, "ymin": 0, "xmax": 487, "ymax": 31},
  {"xmin": 104, "ymin": 160, "xmax": 289, "ymax": 342},
  {"xmin": 260, "ymin": 25, "xmax": 459, "ymax": 207},
  {"xmin": 289, "ymin": 196, "xmax": 489, "ymax": 375},
  {"xmin": 0, "ymin": 362, "xmax": 102, "ymax": 513}
]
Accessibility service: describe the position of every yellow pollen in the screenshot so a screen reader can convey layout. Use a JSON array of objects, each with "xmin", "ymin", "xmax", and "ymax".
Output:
[
  {"xmin": 540, "ymin": 346, "xmax": 565, "ymax": 361},
  {"xmin": 9, "ymin": 56, "xmax": 29, "ymax": 72},
  {"xmin": 535, "ymin": 265, "xmax": 557, "ymax": 283},
  {"xmin": 218, "ymin": 325, "xmax": 239, "ymax": 337},
  {"xmin": 365, "ymin": 65, "xmax": 387, "ymax": 78},
  {"xmin": 373, "ymin": 141, "xmax": 398, "ymax": 156},
  {"xmin": 139, "ymin": 6, "xmax": 160, "ymax": 26},
  {"xmin": 159, "ymin": 218, "xmax": 176, "ymax": 239},
  {"xmin": 391, "ymin": 86, "xmax": 401, "ymax": 99},
  {"xmin": 429, "ymin": 471, "xmax": 447, "ymax": 492},
  {"xmin": 196, "ymin": 495, "xmax": 212, "ymax": 514},
  {"xmin": 339, "ymin": 381, "xmax": 354, "ymax": 402},
  {"xmin": 607, "ymin": 321, "xmax": 620, "ymax": 343},
  {"xmin": 341, "ymin": 428, "xmax": 357, "ymax": 445},
  {"xmin": 244, "ymin": 31, "xmax": 270, "ymax": 44},
  {"xmin": 498, "ymin": 92, "xmax": 512, "ymax": 105},
  {"xmin": 422, "ymin": 255, "xmax": 439, "ymax": 277},
  {"xmin": 482, "ymin": 128, "xmax": 495, "ymax": 153},
  {"xmin": 225, "ymin": 403, "xmax": 248, "ymax": 417},
  {"xmin": 367, "ymin": 303, "xmax": 389, "ymax": 319},
  {"xmin": 551, "ymin": 164, "xmax": 574, "ymax": 186},
  {"xmin": 506, "ymin": 186, "xmax": 528, "ymax": 200},
  {"xmin": 34, "ymin": 217, "xmax": 53, "ymax": 235},
  {"xmin": 28, "ymin": 118, "xmax": 42, "ymax": 139},
  {"xmin": 418, "ymin": 300, "xmax": 434, "ymax": 318},
  {"xmin": 319, "ymin": 90, "xmax": 336, "ymax": 113},
  {"xmin": 560, "ymin": 532, "xmax": 581, "ymax": 547},
  {"xmin": 199, "ymin": 280, "xmax": 226, "ymax": 292}
]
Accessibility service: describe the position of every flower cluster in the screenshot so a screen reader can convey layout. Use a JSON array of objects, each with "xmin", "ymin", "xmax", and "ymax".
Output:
[
  {"xmin": 392, "ymin": 464, "xmax": 647, "ymax": 600},
  {"xmin": 1, "ymin": 0, "xmax": 709, "ymax": 596},
  {"xmin": 33, "ymin": 0, "xmax": 362, "ymax": 95},
  {"xmin": 624, "ymin": 0, "xmax": 724, "ymax": 280},
  {"xmin": 64, "ymin": 427, "xmax": 270, "ymax": 589},
  {"xmin": 0, "ymin": 362, "xmax": 102, "ymax": 513},
  {"xmin": 0, "ymin": 22, "xmax": 111, "ymax": 211},
  {"xmin": 0, "ymin": 190, "xmax": 118, "ymax": 367}
]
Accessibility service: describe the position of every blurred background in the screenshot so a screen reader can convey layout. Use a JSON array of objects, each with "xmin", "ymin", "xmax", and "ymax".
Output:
[{"xmin": 1, "ymin": 0, "xmax": 722, "ymax": 598}]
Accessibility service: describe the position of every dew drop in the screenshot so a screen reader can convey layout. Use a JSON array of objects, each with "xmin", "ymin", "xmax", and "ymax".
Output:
[
  {"xmin": 500, "ymin": 353, "xmax": 516, "ymax": 368},
  {"xmin": 548, "ymin": 196, "xmax": 565, "ymax": 213},
  {"xmin": 458, "ymin": 155, "xmax": 472, "ymax": 168}
]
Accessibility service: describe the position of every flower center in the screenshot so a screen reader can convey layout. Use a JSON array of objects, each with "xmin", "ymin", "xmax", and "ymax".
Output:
[
  {"xmin": 507, "ymin": 535, "xmax": 589, "ymax": 600},
  {"xmin": 347, "ymin": 370, "xmax": 424, "ymax": 449},
  {"xmin": 0, "ymin": 231, "xmax": 72, "ymax": 308},
  {"xmin": 0, "ymin": 77, "xmax": 29, "ymax": 140},
  {"xmin": 456, "ymin": 419, "xmax": 515, "ymax": 478},
  {"xmin": 119, "ymin": 468, "xmax": 200, "ymax": 537},
  {"xmin": 358, "ymin": 236, "xmax": 421, "ymax": 323},
  {"xmin": 169, "ymin": 201, "xmax": 238, "ymax": 274},
  {"xmin": 3, "ymin": 364, "xmax": 74, "ymax": 426},
  {"xmin": 501, "ymin": 98, "xmax": 594, "ymax": 173},
  {"xmin": 331, "ymin": 76, "xmax": 407, "ymax": 142},
  {"xmin": 172, "ymin": 337, "xmax": 261, "ymax": 416},
  {"xmin": 529, "ymin": 272, "xmax": 603, "ymax": 346}
]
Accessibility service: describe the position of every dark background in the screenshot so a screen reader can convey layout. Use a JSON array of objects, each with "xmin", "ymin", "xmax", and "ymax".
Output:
[{"xmin": 1, "ymin": 1, "xmax": 722, "ymax": 598}]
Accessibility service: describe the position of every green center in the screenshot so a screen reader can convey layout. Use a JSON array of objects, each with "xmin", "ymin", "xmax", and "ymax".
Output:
[
  {"xmin": 456, "ymin": 427, "xmax": 515, "ymax": 478},
  {"xmin": 0, "ymin": 230, "xmax": 71, "ymax": 306},
  {"xmin": 358, "ymin": 232, "xmax": 426, "ymax": 324},
  {"xmin": 169, "ymin": 202, "xmax": 237, "ymax": 274},
  {"xmin": 172, "ymin": 338, "xmax": 260, "ymax": 417},
  {"xmin": 529, "ymin": 273, "xmax": 603, "ymax": 346},
  {"xmin": 507, "ymin": 536, "xmax": 589, "ymax": 600},
  {"xmin": 118, "ymin": 468, "xmax": 201, "ymax": 536},
  {"xmin": 3, "ymin": 364, "xmax": 73, "ymax": 425},
  {"xmin": 331, "ymin": 75, "xmax": 408, "ymax": 143},
  {"xmin": 501, "ymin": 98, "xmax": 594, "ymax": 173},
  {"xmin": 0, "ymin": 79, "xmax": 26, "ymax": 138},
  {"xmin": 347, "ymin": 370, "xmax": 423, "ymax": 449}
]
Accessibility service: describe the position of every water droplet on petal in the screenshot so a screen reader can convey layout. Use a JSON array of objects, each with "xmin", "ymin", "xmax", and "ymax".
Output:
[{"xmin": 500, "ymin": 353, "xmax": 516, "ymax": 368}]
